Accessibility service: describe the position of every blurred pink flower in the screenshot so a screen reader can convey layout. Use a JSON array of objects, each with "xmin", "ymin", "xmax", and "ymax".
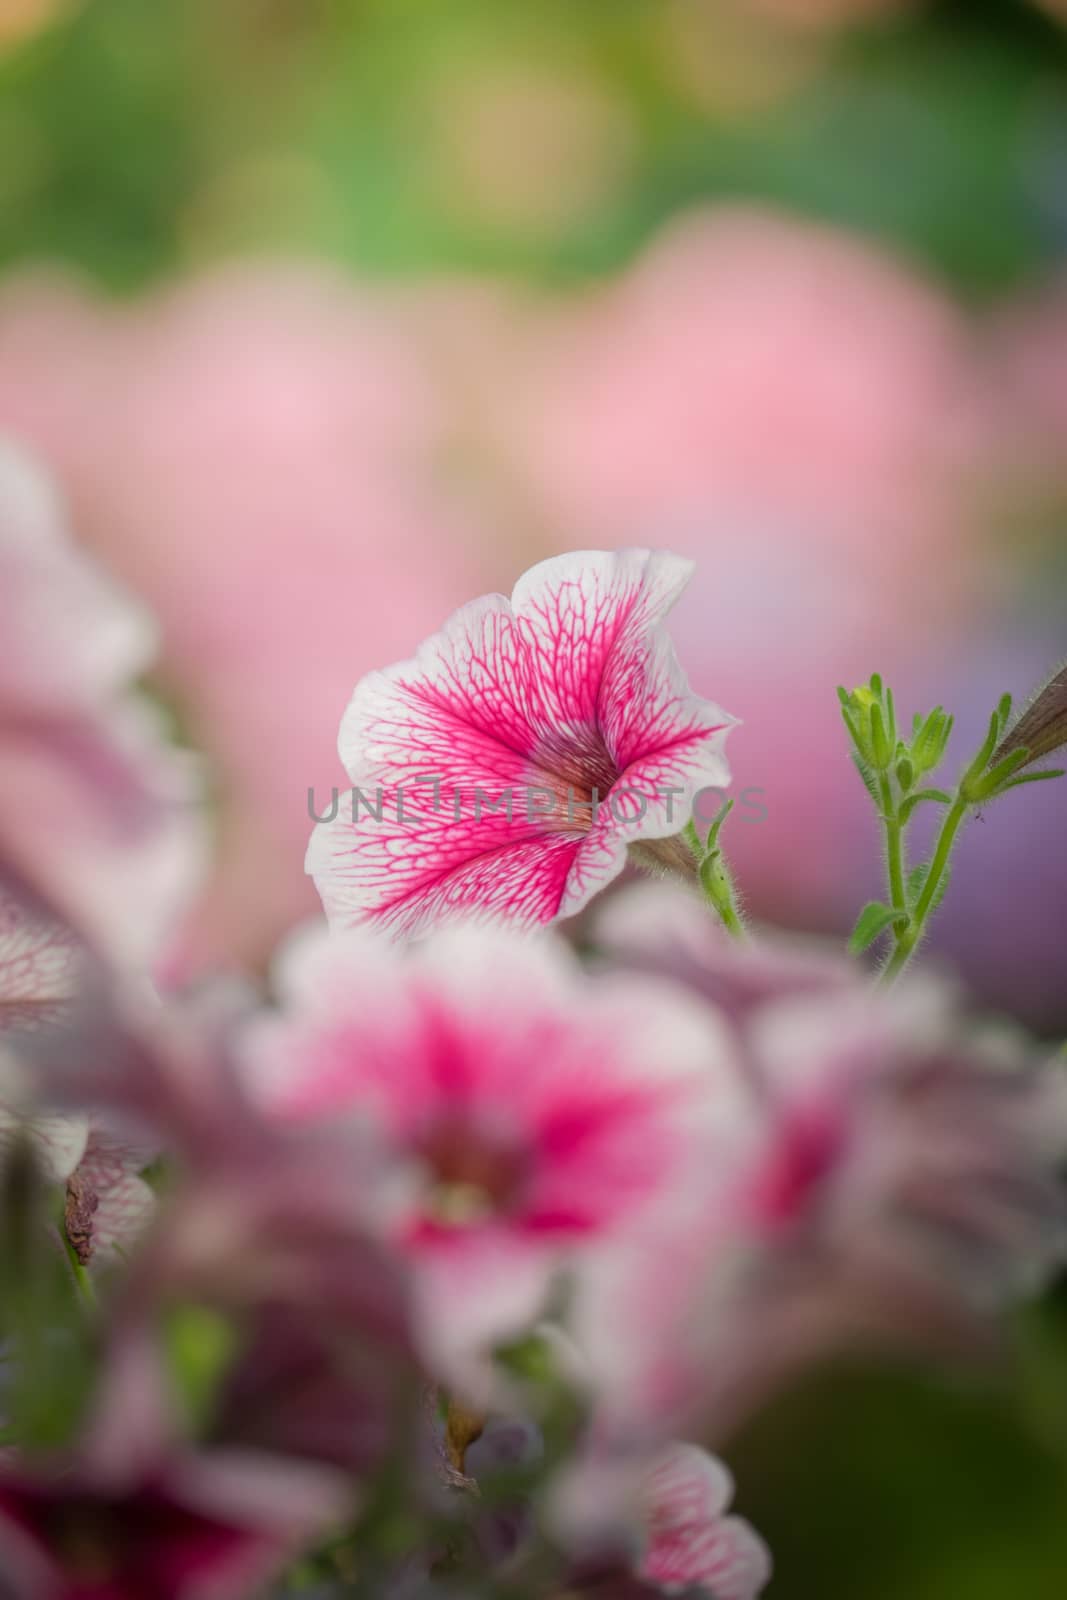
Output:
[
  {"xmin": 493, "ymin": 209, "xmax": 988, "ymax": 927},
  {"xmin": 0, "ymin": 880, "xmax": 156, "ymax": 1269},
  {"xmin": 580, "ymin": 882, "xmax": 1067, "ymax": 1434},
  {"xmin": 307, "ymin": 548, "xmax": 735, "ymax": 937},
  {"xmin": 0, "ymin": 441, "xmax": 202, "ymax": 968},
  {"xmin": 638, "ymin": 1443, "xmax": 771, "ymax": 1600},
  {"xmin": 22, "ymin": 965, "xmax": 421, "ymax": 1484},
  {"xmin": 0, "ymin": 266, "xmax": 501, "ymax": 974},
  {"xmin": 549, "ymin": 1432, "xmax": 770, "ymax": 1600},
  {"xmin": 983, "ymin": 277, "xmax": 1067, "ymax": 502},
  {"xmin": 241, "ymin": 922, "xmax": 738, "ymax": 1374},
  {"xmin": 0, "ymin": 1450, "xmax": 347, "ymax": 1600}
]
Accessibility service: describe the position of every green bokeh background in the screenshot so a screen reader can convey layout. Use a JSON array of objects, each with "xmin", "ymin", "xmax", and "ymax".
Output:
[{"xmin": 3, "ymin": 2, "xmax": 1067, "ymax": 1594}]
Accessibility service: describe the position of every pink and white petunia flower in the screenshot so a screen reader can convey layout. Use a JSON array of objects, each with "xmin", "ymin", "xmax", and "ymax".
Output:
[
  {"xmin": 0, "ymin": 438, "xmax": 202, "ymax": 970},
  {"xmin": 241, "ymin": 922, "xmax": 742, "ymax": 1375},
  {"xmin": 307, "ymin": 548, "xmax": 736, "ymax": 938},
  {"xmin": 637, "ymin": 1443, "xmax": 771, "ymax": 1599}
]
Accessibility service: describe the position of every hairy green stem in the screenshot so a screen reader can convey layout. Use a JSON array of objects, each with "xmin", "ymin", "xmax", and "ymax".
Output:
[
  {"xmin": 881, "ymin": 793, "xmax": 968, "ymax": 984},
  {"xmin": 878, "ymin": 773, "xmax": 908, "ymax": 932}
]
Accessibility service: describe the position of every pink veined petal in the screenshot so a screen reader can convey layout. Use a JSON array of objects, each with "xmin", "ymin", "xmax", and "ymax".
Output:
[
  {"xmin": 77, "ymin": 1125, "xmax": 157, "ymax": 1262},
  {"xmin": 0, "ymin": 879, "xmax": 90, "ymax": 1182},
  {"xmin": 641, "ymin": 1446, "xmax": 771, "ymax": 1599},
  {"xmin": 509, "ymin": 548, "xmax": 692, "ymax": 737},
  {"xmin": 0, "ymin": 878, "xmax": 83, "ymax": 1033},
  {"xmin": 0, "ymin": 1108, "xmax": 89, "ymax": 1184},
  {"xmin": 642, "ymin": 1513, "xmax": 773, "ymax": 1599},
  {"xmin": 306, "ymin": 793, "xmax": 581, "ymax": 938},
  {"xmin": 646, "ymin": 1443, "xmax": 735, "ymax": 1530},
  {"xmin": 339, "ymin": 593, "xmax": 537, "ymax": 783}
]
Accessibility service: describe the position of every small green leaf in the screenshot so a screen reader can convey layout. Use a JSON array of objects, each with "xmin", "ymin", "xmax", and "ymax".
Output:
[
  {"xmin": 1002, "ymin": 768, "xmax": 1066, "ymax": 791},
  {"xmin": 704, "ymin": 795, "xmax": 735, "ymax": 854},
  {"xmin": 898, "ymin": 787, "xmax": 952, "ymax": 823},
  {"xmin": 851, "ymin": 751, "xmax": 879, "ymax": 802},
  {"xmin": 961, "ymin": 708, "xmax": 1002, "ymax": 792},
  {"xmin": 849, "ymin": 901, "xmax": 899, "ymax": 954},
  {"xmin": 907, "ymin": 863, "xmax": 951, "ymax": 914},
  {"xmin": 870, "ymin": 703, "xmax": 891, "ymax": 770}
]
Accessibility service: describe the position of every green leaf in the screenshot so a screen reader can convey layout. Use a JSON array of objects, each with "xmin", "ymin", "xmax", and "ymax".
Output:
[
  {"xmin": 907, "ymin": 863, "xmax": 952, "ymax": 914},
  {"xmin": 898, "ymin": 787, "xmax": 952, "ymax": 823},
  {"xmin": 851, "ymin": 751, "xmax": 879, "ymax": 803},
  {"xmin": 849, "ymin": 901, "xmax": 899, "ymax": 954},
  {"xmin": 704, "ymin": 795, "xmax": 735, "ymax": 854},
  {"xmin": 961, "ymin": 708, "xmax": 1002, "ymax": 793},
  {"xmin": 1002, "ymin": 768, "xmax": 1066, "ymax": 791},
  {"xmin": 870, "ymin": 703, "xmax": 891, "ymax": 770}
]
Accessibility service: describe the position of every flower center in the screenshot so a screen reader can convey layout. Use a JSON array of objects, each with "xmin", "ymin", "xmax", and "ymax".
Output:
[
  {"xmin": 418, "ymin": 1119, "xmax": 528, "ymax": 1228},
  {"xmin": 533, "ymin": 727, "xmax": 619, "ymax": 835}
]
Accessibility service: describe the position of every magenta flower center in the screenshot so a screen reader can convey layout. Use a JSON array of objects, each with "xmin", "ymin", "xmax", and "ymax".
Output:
[
  {"xmin": 417, "ymin": 1117, "xmax": 531, "ymax": 1228},
  {"xmin": 531, "ymin": 727, "xmax": 619, "ymax": 834}
]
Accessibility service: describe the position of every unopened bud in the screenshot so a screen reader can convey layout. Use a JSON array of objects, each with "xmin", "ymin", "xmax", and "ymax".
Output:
[{"xmin": 993, "ymin": 665, "xmax": 1067, "ymax": 768}]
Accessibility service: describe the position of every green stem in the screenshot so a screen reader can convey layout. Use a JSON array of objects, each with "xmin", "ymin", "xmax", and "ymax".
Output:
[
  {"xmin": 881, "ymin": 793, "xmax": 968, "ymax": 984},
  {"xmin": 61, "ymin": 1234, "xmax": 96, "ymax": 1309},
  {"xmin": 878, "ymin": 773, "xmax": 907, "ymax": 932}
]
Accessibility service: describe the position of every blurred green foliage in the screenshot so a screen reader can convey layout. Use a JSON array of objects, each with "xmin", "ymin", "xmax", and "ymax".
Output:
[{"xmin": 2, "ymin": 0, "xmax": 1067, "ymax": 294}]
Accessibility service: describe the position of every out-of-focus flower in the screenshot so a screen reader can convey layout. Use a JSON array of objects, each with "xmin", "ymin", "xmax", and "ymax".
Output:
[
  {"xmin": 0, "ymin": 879, "xmax": 155, "ymax": 1269},
  {"xmin": 241, "ymin": 921, "xmax": 739, "ymax": 1376},
  {"xmin": 493, "ymin": 210, "xmax": 987, "ymax": 928},
  {"xmin": 0, "ymin": 266, "xmax": 500, "ymax": 974},
  {"xmin": 0, "ymin": 1449, "xmax": 348, "ymax": 1600},
  {"xmin": 549, "ymin": 1434, "xmax": 770, "ymax": 1600},
  {"xmin": 637, "ymin": 1443, "xmax": 771, "ymax": 1599},
  {"xmin": 0, "ymin": 439, "xmax": 202, "ymax": 970},
  {"xmin": 20, "ymin": 970, "xmax": 421, "ymax": 1491},
  {"xmin": 307, "ymin": 549, "xmax": 735, "ymax": 938},
  {"xmin": 580, "ymin": 882, "xmax": 1067, "ymax": 1434}
]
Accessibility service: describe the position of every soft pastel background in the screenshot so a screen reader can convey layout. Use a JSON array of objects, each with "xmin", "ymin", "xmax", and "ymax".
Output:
[{"xmin": 2, "ymin": 1, "xmax": 1066, "ymax": 1594}]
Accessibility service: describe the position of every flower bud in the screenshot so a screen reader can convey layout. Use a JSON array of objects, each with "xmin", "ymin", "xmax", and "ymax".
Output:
[{"xmin": 992, "ymin": 665, "xmax": 1067, "ymax": 768}]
